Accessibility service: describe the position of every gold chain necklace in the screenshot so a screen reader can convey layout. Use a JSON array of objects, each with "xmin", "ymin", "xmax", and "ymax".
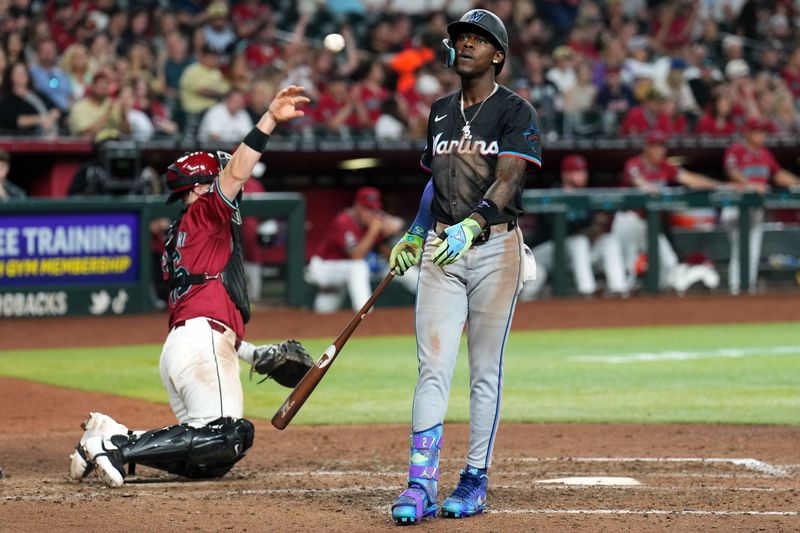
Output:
[{"xmin": 459, "ymin": 83, "xmax": 499, "ymax": 140}]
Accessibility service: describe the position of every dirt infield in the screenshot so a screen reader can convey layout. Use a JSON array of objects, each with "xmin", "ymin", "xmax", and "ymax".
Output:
[{"xmin": 1, "ymin": 294, "xmax": 799, "ymax": 531}]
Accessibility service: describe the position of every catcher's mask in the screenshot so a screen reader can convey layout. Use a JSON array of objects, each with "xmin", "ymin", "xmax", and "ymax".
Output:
[
  {"xmin": 442, "ymin": 9, "xmax": 508, "ymax": 74},
  {"xmin": 164, "ymin": 150, "xmax": 232, "ymax": 204}
]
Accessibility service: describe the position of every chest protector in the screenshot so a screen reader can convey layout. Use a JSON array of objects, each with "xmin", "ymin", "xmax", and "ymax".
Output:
[{"xmin": 164, "ymin": 207, "xmax": 251, "ymax": 324}]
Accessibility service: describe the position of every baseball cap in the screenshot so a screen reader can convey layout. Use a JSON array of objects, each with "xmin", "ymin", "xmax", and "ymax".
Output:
[
  {"xmin": 725, "ymin": 59, "xmax": 750, "ymax": 79},
  {"xmin": 744, "ymin": 116, "xmax": 769, "ymax": 132},
  {"xmin": 205, "ymin": 1, "xmax": 229, "ymax": 18},
  {"xmin": 645, "ymin": 130, "xmax": 668, "ymax": 145},
  {"xmin": 355, "ymin": 186, "xmax": 382, "ymax": 210},
  {"xmin": 561, "ymin": 154, "xmax": 588, "ymax": 172}
]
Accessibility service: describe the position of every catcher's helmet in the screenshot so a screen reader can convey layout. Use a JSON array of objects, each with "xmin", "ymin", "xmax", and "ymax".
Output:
[
  {"xmin": 164, "ymin": 151, "xmax": 231, "ymax": 204},
  {"xmin": 444, "ymin": 9, "xmax": 508, "ymax": 74}
]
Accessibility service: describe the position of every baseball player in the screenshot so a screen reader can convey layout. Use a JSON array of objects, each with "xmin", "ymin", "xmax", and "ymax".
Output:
[
  {"xmin": 721, "ymin": 117, "xmax": 800, "ymax": 294},
  {"xmin": 305, "ymin": 186, "xmax": 413, "ymax": 313},
  {"xmin": 611, "ymin": 130, "xmax": 722, "ymax": 293},
  {"xmin": 387, "ymin": 9, "xmax": 539, "ymax": 523},
  {"xmin": 523, "ymin": 154, "xmax": 628, "ymax": 299},
  {"xmin": 68, "ymin": 86, "xmax": 314, "ymax": 488}
]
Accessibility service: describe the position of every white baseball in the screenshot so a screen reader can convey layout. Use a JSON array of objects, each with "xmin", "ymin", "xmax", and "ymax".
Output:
[{"xmin": 323, "ymin": 33, "xmax": 345, "ymax": 53}]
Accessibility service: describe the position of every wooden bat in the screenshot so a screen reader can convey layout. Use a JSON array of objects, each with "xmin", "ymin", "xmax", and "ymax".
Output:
[{"xmin": 271, "ymin": 271, "xmax": 396, "ymax": 429}]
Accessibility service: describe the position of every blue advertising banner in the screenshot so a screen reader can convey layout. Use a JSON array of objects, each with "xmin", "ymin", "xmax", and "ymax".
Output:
[{"xmin": 0, "ymin": 213, "xmax": 139, "ymax": 286}]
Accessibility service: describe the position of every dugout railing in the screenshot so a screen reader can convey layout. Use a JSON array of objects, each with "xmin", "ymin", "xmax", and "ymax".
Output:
[
  {"xmin": 522, "ymin": 188, "xmax": 800, "ymax": 295},
  {"xmin": 0, "ymin": 194, "xmax": 305, "ymax": 317}
]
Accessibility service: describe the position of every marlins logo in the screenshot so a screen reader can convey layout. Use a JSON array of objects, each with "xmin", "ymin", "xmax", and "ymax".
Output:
[
  {"xmin": 467, "ymin": 10, "xmax": 486, "ymax": 22},
  {"xmin": 523, "ymin": 123, "xmax": 540, "ymax": 153}
]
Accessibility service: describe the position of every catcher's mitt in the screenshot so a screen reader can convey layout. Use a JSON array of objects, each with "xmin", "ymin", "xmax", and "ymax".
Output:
[{"xmin": 249, "ymin": 340, "xmax": 313, "ymax": 388}]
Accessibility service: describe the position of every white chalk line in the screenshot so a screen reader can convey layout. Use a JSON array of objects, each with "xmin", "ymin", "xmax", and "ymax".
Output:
[
  {"xmin": 3, "ymin": 483, "xmax": 793, "ymax": 504},
  {"xmin": 512, "ymin": 457, "xmax": 790, "ymax": 477},
  {"xmin": 571, "ymin": 345, "xmax": 800, "ymax": 363},
  {"xmin": 489, "ymin": 509, "xmax": 800, "ymax": 517}
]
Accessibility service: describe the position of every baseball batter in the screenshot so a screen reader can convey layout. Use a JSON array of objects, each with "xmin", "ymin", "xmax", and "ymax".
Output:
[
  {"xmin": 68, "ymin": 86, "xmax": 313, "ymax": 488},
  {"xmin": 721, "ymin": 117, "xmax": 800, "ymax": 294},
  {"xmin": 388, "ymin": 9, "xmax": 539, "ymax": 524}
]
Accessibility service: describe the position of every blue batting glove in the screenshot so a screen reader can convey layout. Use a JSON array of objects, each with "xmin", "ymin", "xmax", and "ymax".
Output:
[{"xmin": 431, "ymin": 218, "xmax": 482, "ymax": 266}]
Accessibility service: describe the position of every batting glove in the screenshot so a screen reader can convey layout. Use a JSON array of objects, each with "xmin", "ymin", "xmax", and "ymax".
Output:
[
  {"xmin": 431, "ymin": 217, "xmax": 482, "ymax": 266},
  {"xmin": 390, "ymin": 232, "xmax": 424, "ymax": 275}
]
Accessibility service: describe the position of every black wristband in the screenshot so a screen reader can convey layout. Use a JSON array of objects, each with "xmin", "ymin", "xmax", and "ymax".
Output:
[
  {"xmin": 243, "ymin": 127, "xmax": 270, "ymax": 152},
  {"xmin": 471, "ymin": 198, "xmax": 499, "ymax": 225}
]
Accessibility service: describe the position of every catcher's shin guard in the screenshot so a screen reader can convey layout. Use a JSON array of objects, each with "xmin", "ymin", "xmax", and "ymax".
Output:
[
  {"xmin": 107, "ymin": 417, "xmax": 254, "ymax": 479},
  {"xmin": 391, "ymin": 424, "xmax": 442, "ymax": 525}
]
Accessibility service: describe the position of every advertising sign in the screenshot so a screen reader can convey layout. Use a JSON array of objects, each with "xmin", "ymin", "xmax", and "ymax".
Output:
[{"xmin": 0, "ymin": 213, "xmax": 139, "ymax": 286}]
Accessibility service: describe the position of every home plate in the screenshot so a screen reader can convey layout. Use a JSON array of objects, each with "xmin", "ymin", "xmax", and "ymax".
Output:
[{"xmin": 536, "ymin": 477, "xmax": 641, "ymax": 486}]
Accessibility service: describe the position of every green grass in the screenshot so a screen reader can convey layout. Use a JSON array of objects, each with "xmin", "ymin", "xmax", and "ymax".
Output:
[{"xmin": 1, "ymin": 322, "xmax": 798, "ymax": 425}]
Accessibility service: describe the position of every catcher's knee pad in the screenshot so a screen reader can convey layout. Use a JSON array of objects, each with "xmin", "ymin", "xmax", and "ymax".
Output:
[{"xmin": 113, "ymin": 418, "xmax": 254, "ymax": 479}]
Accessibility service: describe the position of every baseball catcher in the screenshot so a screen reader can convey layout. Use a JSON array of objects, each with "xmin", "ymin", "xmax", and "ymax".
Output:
[{"xmin": 67, "ymin": 86, "xmax": 312, "ymax": 487}]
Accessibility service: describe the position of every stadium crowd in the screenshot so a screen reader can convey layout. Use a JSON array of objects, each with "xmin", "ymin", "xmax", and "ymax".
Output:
[{"xmin": 0, "ymin": 0, "xmax": 798, "ymax": 142}]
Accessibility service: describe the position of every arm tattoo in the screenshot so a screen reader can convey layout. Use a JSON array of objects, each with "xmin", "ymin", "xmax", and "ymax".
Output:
[{"xmin": 484, "ymin": 156, "xmax": 528, "ymax": 211}]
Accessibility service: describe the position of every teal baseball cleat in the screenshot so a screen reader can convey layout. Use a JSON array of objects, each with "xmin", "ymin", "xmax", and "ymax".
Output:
[{"xmin": 441, "ymin": 466, "xmax": 488, "ymax": 518}]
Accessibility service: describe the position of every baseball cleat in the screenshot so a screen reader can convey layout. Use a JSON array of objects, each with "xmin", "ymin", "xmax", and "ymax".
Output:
[
  {"xmin": 391, "ymin": 485, "xmax": 437, "ymax": 525},
  {"xmin": 82, "ymin": 436, "xmax": 125, "ymax": 488},
  {"xmin": 69, "ymin": 412, "xmax": 129, "ymax": 481},
  {"xmin": 441, "ymin": 467, "xmax": 488, "ymax": 519}
]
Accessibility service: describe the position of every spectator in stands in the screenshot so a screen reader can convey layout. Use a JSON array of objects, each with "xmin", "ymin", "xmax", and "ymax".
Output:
[
  {"xmin": 654, "ymin": 57, "xmax": 699, "ymax": 120},
  {"xmin": 687, "ymin": 57, "xmax": 723, "ymax": 112},
  {"xmin": 650, "ymin": 0, "xmax": 699, "ymax": 54},
  {"xmin": 197, "ymin": 88, "xmax": 253, "ymax": 142},
  {"xmin": 4, "ymin": 31, "xmax": 24, "ymax": 66},
  {"xmin": 315, "ymin": 76, "xmax": 369, "ymax": 138},
  {"xmin": 29, "ymin": 39, "xmax": 72, "ymax": 113},
  {"xmin": 0, "ymin": 61, "xmax": 61, "ymax": 136},
  {"xmin": 61, "ymin": 43, "xmax": 93, "ymax": 101},
  {"xmin": 612, "ymin": 131, "xmax": 723, "ymax": 293},
  {"xmin": 119, "ymin": 10, "xmax": 151, "ymax": 56},
  {"xmin": 0, "ymin": 149, "xmax": 25, "ymax": 201},
  {"xmin": 68, "ymin": 70, "xmax": 131, "ymax": 140},
  {"xmin": 224, "ymin": 48, "xmax": 253, "ymax": 92},
  {"xmin": 157, "ymin": 31, "xmax": 194, "ymax": 117},
  {"xmin": 374, "ymin": 95, "xmax": 408, "ymax": 140},
  {"xmin": 781, "ymin": 46, "xmax": 800, "ymax": 99},
  {"xmin": 621, "ymin": 35, "xmax": 656, "ymax": 87},
  {"xmin": 725, "ymin": 59, "xmax": 760, "ymax": 120},
  {"xmin": 243, "ymin": 19, "xmax": 281, "ymax": 72},
  {"xmin": 619, "ymin": 88, "xmax": 670, "ymax": 136},
  {"xmin": 306, "ymin": 186, "xmax": 410, "ymax": 313},
  {"xmin": 201, "ymin": 2, "xmax": 236, "ymax": 54},
  {"xmin": 403, "ymin": 72, "xmax": 441, "ymax": 139},
  {"xmin": 563, "ymin": 60, "xmax": 598, "ymax": 137},
  {"xmin": 596, "ymin": 65, "xmax": 635, "ymax": 134},
  {"xmin": 521, "ymin": 154, "xmax": 628, "ymax": 300},
  {"xmin": 694, "ymin": 90, "xmax": 737, "ymax": 136},
  {"xmin": 178, "ymin": 43, "xmax": 230, "ymax": 132},
  {"xmin": 131, "ymin": 77, "xmax": 178, "ymax": 139},
  {"xmin": 353, "ymin": 60, "xmax": 389, "ymax": 128},
  {"xmin": 231, "ymin": 0, "xmax": 272, "ymax": 41},
  {"xmin": 244, "ymin": 78, "xmax": 274, "ymax": 125},
  {"xmin": 721, "ymin": 117, "xmax": 800, "ymax": 294},
  {"xmin": 546, "ymin": 46, "xmax": 577, "ymax": 94}
]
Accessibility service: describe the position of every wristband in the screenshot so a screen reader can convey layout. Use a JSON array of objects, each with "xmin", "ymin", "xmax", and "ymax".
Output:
[
  {"xmin": 243, "ymin": 127, "xmax": 270, "ymax": 152},
  {"xmin": 471, "ymin": 198, "xmax": 499, "ymax": 226}
]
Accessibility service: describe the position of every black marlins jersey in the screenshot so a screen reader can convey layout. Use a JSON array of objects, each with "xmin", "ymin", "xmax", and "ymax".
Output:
[{"xmin": 421, "ymin": 84, "xmax": 542, "ymax": 225}]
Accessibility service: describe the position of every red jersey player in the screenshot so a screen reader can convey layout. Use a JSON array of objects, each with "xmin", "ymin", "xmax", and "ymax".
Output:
[
  {"xmin": 69, "ymin": 86, "xmax": 314, "ymax": 488},
  {"xmin": 721, "ymin": 117, "xmax": 800, "ymax": 294},
  {"xmin": 306, "ymin": 186, "xmax": 410, "ymax": 313},
  {"xmin": 612, "ymin": 130, "xmax": 723, "ymax": 293}
]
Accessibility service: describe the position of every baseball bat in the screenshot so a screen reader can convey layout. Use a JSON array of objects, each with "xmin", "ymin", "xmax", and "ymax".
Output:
[{"xmin": 271, "ymin": 271, "xmax": 396, "ymax": 430}]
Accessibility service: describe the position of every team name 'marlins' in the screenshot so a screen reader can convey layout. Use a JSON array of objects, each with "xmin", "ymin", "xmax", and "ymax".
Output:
[{"xmin": 432, "ymin": 132, "xmax": 499, "ymax": 156}]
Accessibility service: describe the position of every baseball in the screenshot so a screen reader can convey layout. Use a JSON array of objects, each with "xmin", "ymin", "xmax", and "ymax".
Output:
[{"xmin": 323, "ymin": 33, "xmax": 345, "ymax": 53}]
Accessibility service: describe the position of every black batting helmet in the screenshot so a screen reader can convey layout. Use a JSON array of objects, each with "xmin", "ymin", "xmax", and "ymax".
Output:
[{"xmin": 447, "ymin": 9, "xmax": 509, "ymax": 74}]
